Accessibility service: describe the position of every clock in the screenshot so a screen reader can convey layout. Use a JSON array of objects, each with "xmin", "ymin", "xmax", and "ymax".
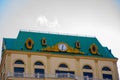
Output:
[{"xmin": 58, "ymin": 43, "xmax": 67, "ymax": 51}]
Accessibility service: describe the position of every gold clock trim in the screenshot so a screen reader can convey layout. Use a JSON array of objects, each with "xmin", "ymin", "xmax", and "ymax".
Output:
[{"xmin": 41, "ymin": 42, "xmax": 84, "ymax": 54}]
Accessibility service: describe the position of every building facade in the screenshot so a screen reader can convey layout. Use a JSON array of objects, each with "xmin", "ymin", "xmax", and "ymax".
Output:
[{"xmin": 0, "ymin": 31, "xmax": 119, "ymax": 80}]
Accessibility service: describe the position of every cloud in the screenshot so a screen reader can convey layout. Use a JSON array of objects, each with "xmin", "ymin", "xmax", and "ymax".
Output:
[
  {"xmin": 36, "ymin": 16, "xmax": 60, "ymax": 28},
  {"xmin": 37, "ymin": 16, "xmax": 48, "ymax": 26},
  {"xmin": 49, "ymin": 19, "xmax": 60, "ymax": 28}
]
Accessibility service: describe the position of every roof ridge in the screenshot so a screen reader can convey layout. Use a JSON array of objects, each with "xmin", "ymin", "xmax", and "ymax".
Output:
[{"xmin": 20, "ymin": 29, "xmax": 96, "ymax": 38}]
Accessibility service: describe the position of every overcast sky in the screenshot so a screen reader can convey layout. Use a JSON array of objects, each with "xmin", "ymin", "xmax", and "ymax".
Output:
[{"xmin": 0, "ymin": 0, "xmax": 120, "ymax": 77}]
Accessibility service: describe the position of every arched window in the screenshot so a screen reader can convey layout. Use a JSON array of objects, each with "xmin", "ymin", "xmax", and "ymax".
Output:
[
  {"xmin": 83, "ymin": 65, "xmax": 92, "ymax": 69},
  {"xmin": 34, "ymin": 61, "xmax": 44, "ymax": 66},
  {"xmin": 83, "ymin": 65, "xmax": 93, "ymax": 79},
  {"xmin": 15, "ymin": 60, "xmax": 24, "ymax": 64},
  {"xmin": 59, "ymin": 64, "xmax": 68, "ymax": 68},
  {"xmin": 56, "ymin": 63, "xmax": 75, "ymax": 78},
  {"xmin": 34, "ymin": 61, "xmax": 45, "ymax": 78},
  {"xmin": 102, "ymin": 67, "xmax": 111, "ymax": 71},
  {"xmin": 14, "ymin": 60, "xmax": 24, "ymax": 77},
  {"xmin": 102, "ymin": 67, "xmax": 112, "ymax": 80}
]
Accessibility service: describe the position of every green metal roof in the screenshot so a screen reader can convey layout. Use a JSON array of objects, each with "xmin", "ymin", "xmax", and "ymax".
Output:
[{"xmin": 2, "ymin": 31, "xmax": 116, "ymax": 59}]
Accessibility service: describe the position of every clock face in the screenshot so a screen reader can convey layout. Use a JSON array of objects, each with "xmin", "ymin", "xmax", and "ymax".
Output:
[{"xmin": 58, "ymin": 43, "xmax": 67, "ymax": 51}]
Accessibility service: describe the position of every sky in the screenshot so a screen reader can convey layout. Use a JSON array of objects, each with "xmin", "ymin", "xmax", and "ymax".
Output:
[{"xmin": 0, "ymin": 0, "xmax": 120, "ymax": 78}]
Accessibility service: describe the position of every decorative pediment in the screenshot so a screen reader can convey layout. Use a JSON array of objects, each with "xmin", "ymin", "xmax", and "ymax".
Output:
[{"xmin": 41, "ymin": 42, "xmax": 84, "ymax": 54}]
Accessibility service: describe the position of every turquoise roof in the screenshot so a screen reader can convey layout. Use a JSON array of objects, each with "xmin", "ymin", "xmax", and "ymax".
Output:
[{"xmin": 2, "ymin": 31, "xmax": 116, "ymax": 59}]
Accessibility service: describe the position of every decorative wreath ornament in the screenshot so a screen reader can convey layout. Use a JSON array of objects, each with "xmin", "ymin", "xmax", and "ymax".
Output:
[
  {"xmin": 89, "ymin": 43, "xmax": 98, "ymax": 54},
  {"xmin": 25, "ymin": 38, "xmax": 34, "ymax": 49}
]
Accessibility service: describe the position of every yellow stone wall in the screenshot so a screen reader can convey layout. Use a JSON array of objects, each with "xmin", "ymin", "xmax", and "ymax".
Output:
[{"xmin": 0, "ymin": 50, "xmax": 119, "ymax": 80}]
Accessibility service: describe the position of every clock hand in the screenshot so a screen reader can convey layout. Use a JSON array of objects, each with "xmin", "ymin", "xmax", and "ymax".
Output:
[{"xmin": 61, "ymin": 44, "xmax": 64, "ymax": 50}]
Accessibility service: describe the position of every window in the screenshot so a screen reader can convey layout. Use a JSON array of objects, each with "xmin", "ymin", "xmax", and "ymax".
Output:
[
  {"xmin": 59, "ymin": 64, "xmax": 68, "ymax": 68},
  {"xmin": 89, "ymin": 44, "xmax": 98, "ymax": 54},
  {"xmin": 14, "ymin": 60, "xmax": 24, "ymax": 77},
  {"xmin": 34, "ymin": 61, "xmax": 45, "ymax": 78},
  {"xmin": 83, "ymin": 65, "xmax": 92, "ymax": 69},
  {"xmin": 83, "ymin": 65, "xmax": 93, "ymax": 79},
  {"xmin": 35, "ymin": 61, "xmax": 44, "ymax": 66},
  {"xmin": 35, "ymin": 69, "xmax": 44, "ymax": 78},
  {"xmin": 41, "ymin": 38, "xmax": 47, "ymax": 46},
  {"xmin": 15, "ymin": 60, "xmax": 24, "ymax": 64},
  {"xmin": 83, "ymin": 72, "xmax": 93, "ymax": 80},
  {"xmin": 103, "ymin": 74, "xmax": 112, "ymax": 80},
  {"xmin": 56, "ymin": 63, "xmax": 75, "ymax": 78},
  {"xmin": 28, "ymin": 40, "xmax": 32, "ymax": 46},
  {"xmin": 102, "ymin": 67, "xmax": 111, "ymax": 71},
  {"xmin": 56, "ymin": 70, "xmax": 75, "ymax": 78},
  {"xmin": 25, "ymin": 38, "xmax": 34, "ymax": 49},
  {"xmin": 76, "ymin": 41, "xmax": 80, "ymax": 48},
  {"xmin": 14, "ymin": 67, "xmax": 24, "ymax": 77},
  {"xmin": 102, "ymin": 67, "xmax": 112, "ymax": 80}
]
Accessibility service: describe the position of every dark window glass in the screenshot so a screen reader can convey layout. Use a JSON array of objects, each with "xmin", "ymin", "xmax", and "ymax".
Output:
[
  {"xmin": 35, "ymin": 69, "xmax": 44, "ymax": 78},
  {"xmin": 102, "ymin": 67, "xmax": 111, "ymax": 71},
  {"xmin": 42, "ymin": 38, "xmax": 47, "ymax": 45},
  {"xmin": 14, "ymin": 67, "xmax": 24, "ymax": 77},
  {"xmin": 76, "ymin": 41, "xmax": 80, "ymax": 48},
  {"xmin": 15, "ymin": 60, "xmax": 24, "ymax": 64},
  {"xmin": 92, "ymin": 46, "xmax": 96, "ymax": 52},
  {"xmin": 34, "ymin": 62, "xmax": 44, "ymax": 66},
  {"xmin": 103, "ymin": 74, "xmax": 112, "ymax": 80},
  {"xmin": 83, "ymin": 65, "xmax": 92, "ymax": 69},
  {"xmin": 77, "ymin": 42, "xmax": 80, "ymax": 46},
  {"xmin": 59, "ymin": 64, "xmax": 68, "ymax": 68},
  {"xmin": 56, "ymin": 70, "xmax": 75, "ymax": 78},
  {"xmin": 83, "ymin": 72, "xmax": 93, "ymax": 80},
  {"xmin": 43, "ymin": 40, "xmax": 46, "ymax": 44},
  {"xmin": 28, "ymin": 40, "xmax": 32, "ymax": 46}
]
